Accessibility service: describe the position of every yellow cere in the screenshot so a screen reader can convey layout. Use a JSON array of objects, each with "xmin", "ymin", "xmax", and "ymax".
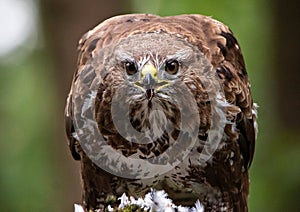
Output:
[
  {"xmin": 141, "ymin": 64, "xmax": 158, "ymax": 80},
  {"xmin": 133, "ymin": 64, "xmax": 170, "ymax": 91}
]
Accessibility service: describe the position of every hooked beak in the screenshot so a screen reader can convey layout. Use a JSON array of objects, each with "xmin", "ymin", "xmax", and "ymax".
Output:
[
  {"xmin": 143, "ymin": 71, "xmax": 156, "ymax": 101},
  {"xmin": 134, "ymin": 64, "xmax": 169, "ymax": 101}
]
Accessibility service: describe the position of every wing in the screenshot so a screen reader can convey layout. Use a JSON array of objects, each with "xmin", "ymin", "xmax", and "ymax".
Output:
[{"xmin": 196, "ymin": 15, "xmax": 257, "ymax": 169}]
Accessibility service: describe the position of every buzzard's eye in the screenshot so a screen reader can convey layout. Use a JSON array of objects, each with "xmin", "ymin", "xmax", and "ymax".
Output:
[
  {"xmin": 165, "ymin": 60, "xmax": 179, "ymax": 75},
  {"xmin": 125, "ymin": 61, "xmax": 137, "ymax": 75}
]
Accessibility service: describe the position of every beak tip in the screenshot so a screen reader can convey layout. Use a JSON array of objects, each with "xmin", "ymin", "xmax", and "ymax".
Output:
[{"xmin": 146, "ymin": 88, "xmax": 155, "ymax": 101}]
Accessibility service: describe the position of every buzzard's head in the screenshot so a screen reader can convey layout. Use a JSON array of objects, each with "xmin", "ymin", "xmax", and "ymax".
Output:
[{"xmin": 95, "ymin": 33, "xmax": 214, "ymax": 138}]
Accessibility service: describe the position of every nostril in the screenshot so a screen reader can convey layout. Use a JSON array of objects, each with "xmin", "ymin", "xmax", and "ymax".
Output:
[{"xmin": 145, "ymin": 89, "xmax": 155, "ymax": 100}]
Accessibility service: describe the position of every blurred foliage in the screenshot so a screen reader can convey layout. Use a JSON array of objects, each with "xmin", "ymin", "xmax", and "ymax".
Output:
[
  {"xmin": 0, "ymin": 0, "xmax": 299, "ymax": 211},
  {"xmin": 0, "ymin": 50, "xmax": 65, "ymax": 211}
]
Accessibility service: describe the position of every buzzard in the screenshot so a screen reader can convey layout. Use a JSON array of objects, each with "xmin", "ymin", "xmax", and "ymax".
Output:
[{"xmin": 65, "ymin": 14, "xmax": 257, "ymax": 211}]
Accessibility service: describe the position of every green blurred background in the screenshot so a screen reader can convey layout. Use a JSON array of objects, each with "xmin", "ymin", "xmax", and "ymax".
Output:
[{"xmin": 0, "ymin": 0, "xmax": 299, "ymax": 211}]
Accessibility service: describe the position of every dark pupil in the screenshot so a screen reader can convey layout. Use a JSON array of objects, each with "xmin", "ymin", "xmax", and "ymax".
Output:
[
  {"xmin": 168, "ymin": 62, "xmax": 176, "ymax": 71},
  {"xmin": 125, "ymin": 62, "xmax": 137, "ymax": 75}
]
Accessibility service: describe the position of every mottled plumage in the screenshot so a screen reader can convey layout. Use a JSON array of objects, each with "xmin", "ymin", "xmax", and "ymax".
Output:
[{"xmin": 65, "ymin": 14, "xmax": 257, "ymax": 211}]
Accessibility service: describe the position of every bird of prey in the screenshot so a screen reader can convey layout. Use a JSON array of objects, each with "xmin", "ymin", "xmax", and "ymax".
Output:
[{"xmin": 65, "ymin": 14, "xmax": 258, "ymax": 212}]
